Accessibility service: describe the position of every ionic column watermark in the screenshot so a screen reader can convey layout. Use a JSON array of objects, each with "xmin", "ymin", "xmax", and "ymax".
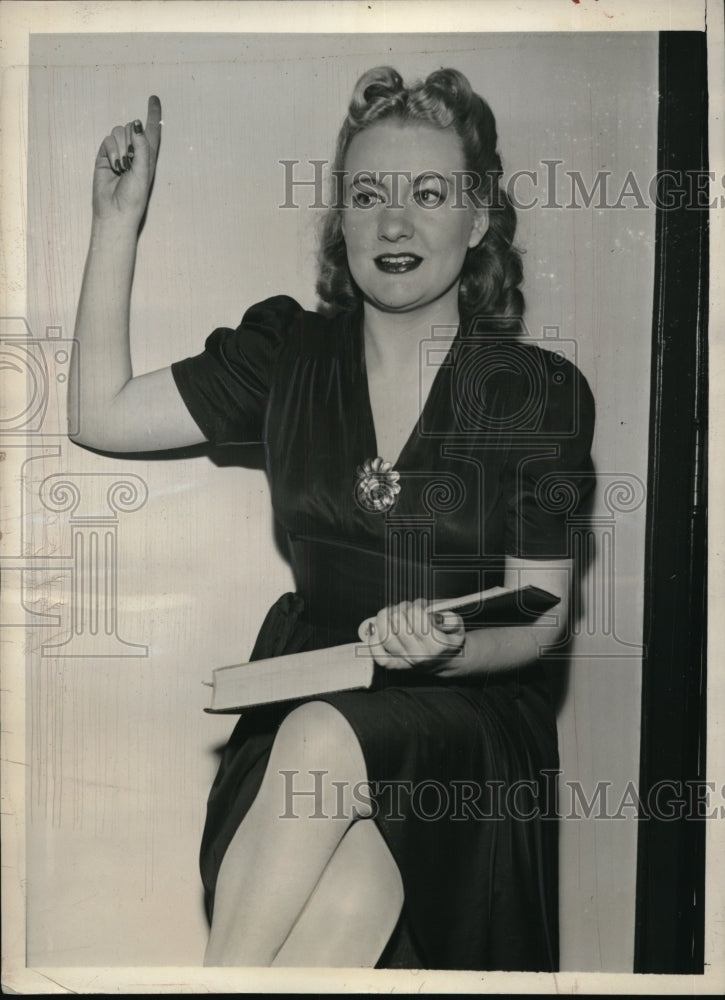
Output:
[{"xmin": 39, "ymin": 473, "xmax": 148, "ymax": 657}]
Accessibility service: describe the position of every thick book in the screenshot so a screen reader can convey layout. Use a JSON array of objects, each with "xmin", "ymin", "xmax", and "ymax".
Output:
[{"xmin": 204, "ymin": 584, "xmax": 560, "ymax": 713}]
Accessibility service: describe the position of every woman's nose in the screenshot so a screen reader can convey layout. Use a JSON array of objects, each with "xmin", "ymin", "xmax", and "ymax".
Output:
[{"xmin": 377, "ymin": 204, "xmax": 414, "ymax": 242}]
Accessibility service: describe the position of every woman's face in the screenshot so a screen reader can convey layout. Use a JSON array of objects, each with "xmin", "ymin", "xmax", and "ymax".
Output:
[{"xmin": 341, "ymin": 121, "xmax": 488, "ymax": 316}]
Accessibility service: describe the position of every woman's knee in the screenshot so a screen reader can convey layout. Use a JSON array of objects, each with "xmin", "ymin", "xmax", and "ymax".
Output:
[
  {"xmin": 272, "ymin": 701, "xmax": 363, "ymax": 768},
  {"xmin": 266, "ymin": 701, "xmax": 373, "ymax": 818},
  {"xmin": 344, "ymin": 819, "xmax": 404, "ymax": 913}
]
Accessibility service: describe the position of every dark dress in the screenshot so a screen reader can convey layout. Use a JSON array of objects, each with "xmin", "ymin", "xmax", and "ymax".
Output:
[{"xmin": 171, "ymin": 295, "xmax": 595, "ymax": 971}]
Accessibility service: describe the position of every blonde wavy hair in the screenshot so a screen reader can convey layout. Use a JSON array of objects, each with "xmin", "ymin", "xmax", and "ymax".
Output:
[{"xmin": 316, "ymin": 66, "xmax": 524, "ymax": 329}]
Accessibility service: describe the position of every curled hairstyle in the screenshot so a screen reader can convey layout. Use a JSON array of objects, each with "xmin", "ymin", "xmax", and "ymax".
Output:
[{"xmin": 316, "ymin": 66, "xmax": 524, "ymax": 327}]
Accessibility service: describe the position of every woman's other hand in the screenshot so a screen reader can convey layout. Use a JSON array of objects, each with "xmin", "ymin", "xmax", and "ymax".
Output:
[
  {"xmin": 364, "ymin": 598, "xmax": 465, "ymax": 673},
  {"xmin": 93, "ymin": 95, "xmax": 162, "ymax": 224}
]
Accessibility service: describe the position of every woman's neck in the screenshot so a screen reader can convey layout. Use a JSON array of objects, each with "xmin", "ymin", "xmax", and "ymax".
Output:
[
  {"xmin": 360, "ymin": 292, "xmax": 462, "ymax": 465},
  {"xmin": 362, "ymin": 295, "xmax": 461, "ymax": 371}
]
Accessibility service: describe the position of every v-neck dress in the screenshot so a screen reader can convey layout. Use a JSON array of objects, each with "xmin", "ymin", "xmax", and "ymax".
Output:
[{"xmin": 171, "ymin": 295, "xmax": 595, "ymax": 971}]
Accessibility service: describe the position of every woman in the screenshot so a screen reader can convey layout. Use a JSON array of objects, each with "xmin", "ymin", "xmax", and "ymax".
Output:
[{"xmin": 70, "ymin": 66, "xmax": 594, "ymax": 970}]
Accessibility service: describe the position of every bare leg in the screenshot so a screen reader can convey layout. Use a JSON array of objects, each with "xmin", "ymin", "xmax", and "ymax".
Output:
[
  {"xmin": 272, "ymin": 818, "xmax": 404, "ymax": 967},
  {"xmin": 204, "ymin": 701, "xmax": 378, "ymax": 967}
]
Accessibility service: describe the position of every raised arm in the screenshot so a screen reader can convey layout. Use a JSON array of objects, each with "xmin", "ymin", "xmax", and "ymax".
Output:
[{"xmin": 69, "ymin": 96, "xmax": 207, "ymax": 453}]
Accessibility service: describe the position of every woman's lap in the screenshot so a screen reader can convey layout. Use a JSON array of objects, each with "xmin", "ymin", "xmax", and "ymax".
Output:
[{"xmin": 200, "ymin": 672, "xmax": 559, "ymax": 969}]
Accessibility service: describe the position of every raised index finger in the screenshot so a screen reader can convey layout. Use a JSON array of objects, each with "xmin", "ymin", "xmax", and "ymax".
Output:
[{"xmin": 144, "ymin": 94, "xmax": 162, "ymax": 151}]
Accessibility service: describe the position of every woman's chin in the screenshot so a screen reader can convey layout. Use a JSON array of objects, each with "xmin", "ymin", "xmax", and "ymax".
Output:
[
  {"xmin": 362, "ymin": 289, "xmax": 432, "ymax": 314},
  {"xmin": 373, "ymin": 300, "xmax": 423, "ymax": 314},
  {"xmin": 363, "ymin": 291, "xmax": 460, "ymax": 318},
  {"xmin": 358, "ymin": 274, "xmax": 461, "ymax": 317}
]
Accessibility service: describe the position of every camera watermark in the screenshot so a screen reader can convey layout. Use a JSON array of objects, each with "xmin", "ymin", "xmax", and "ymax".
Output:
[
  {"xmin": 347, "ymin": 320, "xmax": 647, "ymax": 659},
  {"xmin": 1, "ymin": 316, "xmax": 149, "ymax": 656},
  {"xmin": 279, "ymin": 158, "xmax": 724, "ymax": 211}
]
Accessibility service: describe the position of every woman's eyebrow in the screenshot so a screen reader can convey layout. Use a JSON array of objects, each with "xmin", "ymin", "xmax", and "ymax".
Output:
[
  {"xmin": 347, "ymin": 171, "xmax": 450, "ymax": 186},
  {"xmin": 347, "ymin": 171, "xmax": 409, "ymax": 188},
  {"xmin": 413, "ymin": 170, "xmax": 448, "ymax": 184},
  {"xmin": 348, "ymin": 172, "xmax": 383, "ymax": 188},
  {"xmin": 344, "ymin": 169, "xmax": 454, "ymax": 207}
]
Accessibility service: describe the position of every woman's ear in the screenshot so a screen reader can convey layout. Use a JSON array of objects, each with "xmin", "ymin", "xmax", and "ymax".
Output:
[{"xmin": 468, "ymin": 209, "xmax": 489, "ymax": 249}]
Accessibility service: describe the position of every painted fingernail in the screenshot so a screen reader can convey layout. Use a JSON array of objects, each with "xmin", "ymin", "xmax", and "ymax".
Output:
[
  {"xmin": 122, "ymin": 155, "xmax": 129, "ymax": 170},
  {"xmin": 114, "ymin": 158, "xmax": 121, "ymax": 172},
  {"xmin": 128, "ymin": 144, "xmax": 134, "ymax": 157},
  {"xmin": 366, "ymin": 621, "xmax": 376, "ymax": 637},
  {"xmin": 432, "ymin": 612, "xmax": 445, "ymax": 627},
  {"xmin": 133, "ymin": 119, "xmax": 143, "ymax": 134}
]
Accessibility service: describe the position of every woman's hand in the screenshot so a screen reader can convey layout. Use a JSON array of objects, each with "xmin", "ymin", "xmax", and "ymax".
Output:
[
  {"xmin": 92, "ymin": 95, "xmax": 162, "ymax": 225},
  {"xmin": 362, "ymin": 598, "xmax": 465, "ymax": 673}
]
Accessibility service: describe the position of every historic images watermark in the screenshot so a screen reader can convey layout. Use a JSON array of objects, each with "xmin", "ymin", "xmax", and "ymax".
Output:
[
  {"xmin": 278, "ymin": 770, "xmax": 725, "ymax": 823},
  {"xmin": 278, "ymin": 159, "xmax": 724, "ymax": 211}
]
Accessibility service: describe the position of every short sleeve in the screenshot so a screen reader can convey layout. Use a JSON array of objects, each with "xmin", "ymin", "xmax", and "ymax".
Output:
[
  {"xmin": 170, "ymin": 295, "xmax": 303, "ymax": 445},
  {"xmin": 504, "ymin": 353, "xmax": 595, "ymax": 559}
]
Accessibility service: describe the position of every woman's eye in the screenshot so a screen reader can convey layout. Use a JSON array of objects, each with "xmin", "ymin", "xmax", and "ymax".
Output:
[
  {"xmin": 351, "ymin": 189, "xmax": 379, "ymax": 208},
  {"xmin": 414, "ymin": 186, "xmax": 446, "ymax": 207}
]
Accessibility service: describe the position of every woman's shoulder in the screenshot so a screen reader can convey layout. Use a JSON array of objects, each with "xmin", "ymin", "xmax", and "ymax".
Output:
[
  {"xmin": 201, "ymin": 296, "xmax": 346, "ymax": 373},
  {"xmin": 234, "ymin": 294, "xmax": 308, "ymax": 336},
  {"xmin": 513, "ymin": 338, "xmax": 592, "ymax": 397},
  {"xmin": 455, "ymin": 330, "xmax": 594, "ymax": 438},
  {"xmin": 235, "ymin": 296, "xmax": 356, "ymax": 351},
  {"xmin": 516, "ymin": 340, "xmax": 595, "ymax": 439}
]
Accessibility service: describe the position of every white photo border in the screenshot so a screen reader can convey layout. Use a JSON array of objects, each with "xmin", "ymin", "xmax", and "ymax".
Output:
[{"xmin": 1, "ymin": 0, "xmax": 723, "ymax": 994}]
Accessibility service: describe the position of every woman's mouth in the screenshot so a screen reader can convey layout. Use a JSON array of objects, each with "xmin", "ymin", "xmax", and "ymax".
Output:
[{"xmin": 374, "ymin": 254, "xmax": 423, "ymax": 274}]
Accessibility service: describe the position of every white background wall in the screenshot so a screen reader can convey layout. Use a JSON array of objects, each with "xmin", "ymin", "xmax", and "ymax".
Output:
[{"xmin": 22, "ymin": 31, "xmax": 657, "ymax": 969}]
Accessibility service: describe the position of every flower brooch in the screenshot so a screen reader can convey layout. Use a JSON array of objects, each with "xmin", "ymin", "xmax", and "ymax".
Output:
[{"xmin": 354, "ymin": 457, "xmax": 401, "ymax": 513}]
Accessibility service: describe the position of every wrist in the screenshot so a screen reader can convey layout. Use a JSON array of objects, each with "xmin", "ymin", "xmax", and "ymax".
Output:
[
  {"xmin": 90, "ymin": 212, "xmax": 142, "ymax": 244},
  {"xmin": 447, "ymin": 633, "xmax": 468, "ymax": 675},
  {"xmin": 426, "ymin": 631, "xmax": 467, "ymax": 677}
]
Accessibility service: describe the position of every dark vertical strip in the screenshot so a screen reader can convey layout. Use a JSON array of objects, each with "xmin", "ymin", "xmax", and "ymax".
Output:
[{"xmin": 634, "ymin": 31, "xmax": 708, "ymax": 974}]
